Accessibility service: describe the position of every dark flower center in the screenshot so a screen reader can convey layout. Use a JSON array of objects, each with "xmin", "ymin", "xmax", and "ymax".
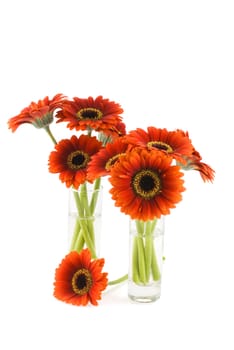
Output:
[
  {"xmin": 105, "ymin": 153, "xmax": 125, "ymax": 171},
  {"xmin": 147, "ymin": 141, "xmax": 173, "ymax": 153},
  {"xmin": 67, "ymin": 150, "xmax": 90, "ymax": 170},
  {"xmin": 72, "ymin": 268, "xmax": 93, "ymax": 295},
  {"xmin": 132, "ymin": 169, "xmax": 161, "ymax": 199},
  {"xmin": 77, "ymin": 107, "xmax": 103, "ymax": 120}
]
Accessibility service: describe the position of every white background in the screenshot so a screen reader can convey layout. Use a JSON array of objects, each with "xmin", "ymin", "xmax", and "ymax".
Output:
[{"xmin": 0, "ymin": 0, "xmax": 233, "ymax": 349}]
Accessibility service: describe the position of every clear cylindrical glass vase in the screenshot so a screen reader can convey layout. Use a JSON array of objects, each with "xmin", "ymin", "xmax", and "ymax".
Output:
[
  {"xmin": 68, "ymin": 181, "xmax": 103, "ymax": 259},
  {"xmin": 128, "ymin": 217, "xmax": 165, "ymax": 303}
]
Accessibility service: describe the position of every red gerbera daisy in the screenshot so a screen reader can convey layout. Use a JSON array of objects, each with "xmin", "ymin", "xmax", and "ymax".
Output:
[
  {"xmin": 54, "ymin": 249, "xmax": 108, "ymax": 306},
  {"xmin": 8, "ymin": 94, "xmax": 65, "ymax": 132},
  {"xmin": 87, "ymin": 137, "xmax": 131, "ymax": 181},
  {"xmin": 179, "ymin": 150, "xmax": 215, "ymax": 183},
  {"xmin": 109, "ymin": 147, "xmax": 185, "ymax": 221},
  {"xmin": 100, "ymin": 121, "xmax": 127, "ymax": 140},
  {"xmin": 191, "ymin": 160, "xmax": 215, "ymax": 182},
  {"xmin": 125, "ymin": 127, "xmax": 194, "ymax": 164},
  {"xmin": 48, "ymin": 134, "xmax": 102, "ymax": 189},
  {"xmin": 55, "ymin": 95, "xmax": 124, "ymax": 134}
]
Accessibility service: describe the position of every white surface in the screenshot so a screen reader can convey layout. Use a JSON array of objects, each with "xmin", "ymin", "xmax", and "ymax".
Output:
[{"xmin": 0, "ymin": 1, "xmax": 233, "ymax": 349}]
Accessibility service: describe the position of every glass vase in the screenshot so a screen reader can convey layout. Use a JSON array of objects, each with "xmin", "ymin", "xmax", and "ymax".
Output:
[
  {"xmin": 128, "ymin": 217, "xmax": 165, "ymax": 303},
  {"xmin": 68, "ymin": 180, "xmax": 103, "ymax": 259}
]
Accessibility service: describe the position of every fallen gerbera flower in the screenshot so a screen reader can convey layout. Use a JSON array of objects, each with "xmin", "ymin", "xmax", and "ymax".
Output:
[{"xmin": 53, "ymin": 248, "xmax": 108, "ymax": 306}]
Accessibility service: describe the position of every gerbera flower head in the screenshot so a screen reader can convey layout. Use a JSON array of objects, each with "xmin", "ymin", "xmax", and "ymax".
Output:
[
  {"xmin": 178, "ymin": 151, "xmax": 215, "ymax": 183},
  {"xmin": 125, "ymin": 126, "xmax": 194, "ymax": 164},
  {"xmin": 87, "ymin": 137, "xmax": 131, "ymax": 181},
  {"xmin": 8, "ymin": 94, "xmax": 66, "ymax": 132},
  {"xmin": 48, "ymin": 134, "xmax": 102, "ymax": 189},
  {"xmin": 109, "ymin": 147, "xmax": 185, "ymax": 221},
  {"xmin": 55, "ymin": 95, "xmax": 124, "ymax": 134},
  {"xmin": 54, "ymin": 249, "xmax": 108, "ymax": 306},
  {"xmin": 100, "ymin": 121, "xmax": 127, "ymax": 140}
]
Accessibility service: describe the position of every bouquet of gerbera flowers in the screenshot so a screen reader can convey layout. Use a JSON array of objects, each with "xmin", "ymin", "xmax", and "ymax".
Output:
[
  {"xmin": 88, "ymin": 126, "xmax": 215, "ymax": 300},
  {"xmin": 8, "ymin": 94, "xmax": 126, "ymax": 306},
  {"xmin": 8, "ymin": 94, "xmax": 214, "ymax": 306}
]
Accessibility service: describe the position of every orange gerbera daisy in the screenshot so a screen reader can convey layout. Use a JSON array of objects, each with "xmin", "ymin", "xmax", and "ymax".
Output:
[
  {"xmin": 191, "ymin": 160, "xmax": 215, "ymax": 182},
  {"xmin": 125, "ymin": 127, "xmax": 194, "ymax": 164},
  {"xmin": 100, "ymin": 121, "xmax": 127, "ymax": 140},
  {"xmin": 8, "ymin": 94, "xmax": 65, "ymax": 132},
  {"xmin": 178, "ymin": 149, "xmax": 215, "ymax": 183},
  {"xmin": 55, "ymin": 95, "xmax": 124, "ymax": 134},
  {"xmin": 54, "ymin": 249, "xmax": 108, "ymax": 306},
  {"xmin": 48, "ymin": 134, "xmax": 102, "ymax": 188},
  {"xmin": 87, "ymin": 138, "xmax": 131, "ymax": 181},
  {"xmin": 109, "ymin": 148, "xmax": 185, "ymax": 221}
]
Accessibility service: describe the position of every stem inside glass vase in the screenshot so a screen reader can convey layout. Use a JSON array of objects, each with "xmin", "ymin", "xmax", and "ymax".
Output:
[
  {"xmin": 69, "ymin": 178, "xmax": 102, "ymax": 259},
  {"xmin": 128, "ymin": 217, "xmax": 165, "ymax": 303}
]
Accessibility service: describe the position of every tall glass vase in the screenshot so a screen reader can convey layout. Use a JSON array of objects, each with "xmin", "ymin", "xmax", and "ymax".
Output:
[
  {"xmin": 68, "ymin": 179, "xmax": 103, "ymax": 259},
  {"xmin": 128, "ymin": 216, "xmax": 165, "ymax": 303}
]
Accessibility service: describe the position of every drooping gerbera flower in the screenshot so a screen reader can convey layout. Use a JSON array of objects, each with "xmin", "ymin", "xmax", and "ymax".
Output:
[
  {"xmin": 48, "ymin": 134, "xmax": 102, "ymax": 188},
  {"xmin": 178, "ymin": 149, "xmax": 215, "ymax": 183},
  {"xmin": 190, "ymin": 160, "xmax": 215, "ymax": 182},
  {"xmin": 54, "ymin": 249, "xmax": 108, "ymax": 306},
  {"xmin": 125, "ymin": 127, "xmax": 194, "ymax": 164},
  {"xmin": 109, "ymin": 147, "xmax": 185, "ymax": 221},
  {"xmin": 87, "ymin": 137, "xmax": 131, "ymax": 181},
  {"xmin": 8, "ymin": 94, "xmax": 65, "ymax": 132},
  {"xmin": 55, "ymin": 95, "xmax": 124, "ymax": 134},
  {"xmin": 99, "ymin": 121, "xmax": 127, "ymax": 141}
]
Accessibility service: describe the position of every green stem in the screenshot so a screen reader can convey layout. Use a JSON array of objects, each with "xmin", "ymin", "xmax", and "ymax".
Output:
[
  {"xmin": 44, "ymin": 125, "xmax": 57, "ymax": 145},
  {"xmin": 73, "ymin": 189, "xmax": 84, "ymax": 216},
  {"xmin": 79, "ymin": 219, "xmax": 97, "ymax": 258},
  {"xmin": 132, "ymin": 218, "xmax": 162, "ymax": 285},
  {"xmin": 80, "ymin": 183, "xmax": 96, "ymax": 249},
  {"xmin": 108, "ymin": 274, "xmax": 128, "ymax": 286},
  {"xmin": 132, "ymin": 236, "xmax": 140, "ymax": 283},
  {"xmin": 132, "ymin": 220, "xmax": 147, "ymax": 284},
  {"xmin": 145, "ymin": 221, "xmax": 153, "ymax": 282},
  {"xmin": 80, "ymin": 183, "xmax": 91, "ymax": 216},
  {"xmin": 150, "ymin": 219, "xmax": 161, "ymax": 281},
  {"xmin": 73, "ymin": 229, "xmax": 85, "ymax": 252},
  {"xmin": 70, "ymin": 218, "xmax": 81, "ymax": 251},
  {"xmin": 151, "ymin": 243, "xmax": 161, "ymax": 281},
  {"xmin": 136, "ymin": 235, "xmax": 146, "ymax": 283},
  {"xmin": 90, "ymin": 177, "xmax": 101, "ymax": 215},
  {"xmin": 70, "ymin": 184, "xmax": 99, "ymax": 258}
]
